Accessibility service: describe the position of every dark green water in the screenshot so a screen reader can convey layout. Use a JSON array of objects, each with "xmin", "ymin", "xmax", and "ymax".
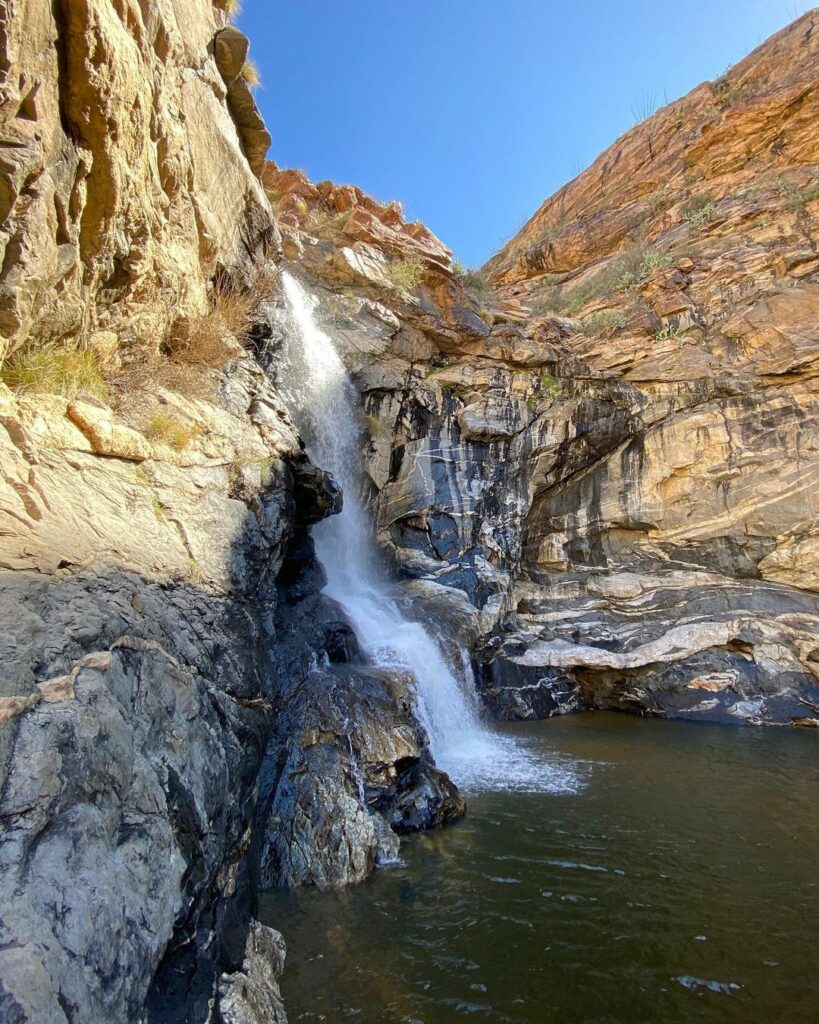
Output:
[{"xmin": 259, "ymin": 713, "xmax": 819, "ymax": 1024}]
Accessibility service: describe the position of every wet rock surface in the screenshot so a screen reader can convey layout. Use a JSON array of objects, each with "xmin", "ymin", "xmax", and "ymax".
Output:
[{"xmin": 256, "ymin": 531, "xmax": 464, "ymax": 890}]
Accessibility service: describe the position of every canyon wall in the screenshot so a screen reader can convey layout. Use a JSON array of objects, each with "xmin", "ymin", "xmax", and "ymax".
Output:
[
  {"xmin": 1, "ymin": 5, "xmax": 818, "ymax": 1023},
  {"xmin": 0, "ymin": 3, "xmax": 462, "ymax": 1022},
  {"xmin": 266, "ymin": 12, "xmax": 819, "ymax": 725}
]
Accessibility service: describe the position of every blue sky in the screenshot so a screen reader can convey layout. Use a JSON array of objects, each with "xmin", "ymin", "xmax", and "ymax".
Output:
[{"xmin": 237, "ymin": 1, "xmax": 815, "ymax": 267}]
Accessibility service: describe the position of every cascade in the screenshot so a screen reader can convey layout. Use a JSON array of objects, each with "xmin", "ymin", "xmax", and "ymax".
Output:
[{"xmin": 277, "ymin": 271, "xmax": 580, "ymax": 793}]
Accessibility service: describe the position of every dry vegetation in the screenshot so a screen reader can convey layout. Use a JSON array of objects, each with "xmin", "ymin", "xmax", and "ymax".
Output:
[
  {"xmin": 387, "ymin": 256, "xmax": 425, "ymax": 291},
  {"xmin": 109, "ymin": 270, "xmax": 274, "ymax": 404},
  {"xmin": 143, "ymin": 411, "xmax": 202, "ymax": 450},
  {"xmin": 0, "ymin": 344, "xmax": 107, "ymax": 400}
]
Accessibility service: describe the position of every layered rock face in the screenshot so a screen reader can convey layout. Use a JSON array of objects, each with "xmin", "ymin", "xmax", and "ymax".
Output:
[
  {"xmin": 0, "ymin": 0, "xmax": 272, "ymax": 358},
  {"xmin": 478, "ymin": 12, "xmax": 819, "ymax": 723},
  {"xmin": 267, "ymin": 12, "xmax": 819, "ymax": 728}
]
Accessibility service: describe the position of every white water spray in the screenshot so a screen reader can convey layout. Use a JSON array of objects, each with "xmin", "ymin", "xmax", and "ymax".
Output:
[{"xmin": 277, "ymin": 271, "xmax": 581, "ymax": 794}]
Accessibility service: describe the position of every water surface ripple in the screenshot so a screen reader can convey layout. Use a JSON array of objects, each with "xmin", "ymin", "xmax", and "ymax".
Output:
[{"xmin": 260, "ymin": 714, "xmax": 819, "ymax": 1024}]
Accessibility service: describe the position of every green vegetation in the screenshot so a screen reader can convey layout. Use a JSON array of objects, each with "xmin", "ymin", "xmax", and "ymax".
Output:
[
  {"xmin": 560, "ymin": 245, "xmax": 672, "ymax": 316},
  {"xmin": 783, "ymin": 180, "xmax": 819, "ymax": 210},
  {"xmin": 0, "ymin": 344, "xmax": 106, "ymax": 399},
  {"xmin": 654, "ymin": 323, "xmax": 686, "ymax": 342},
  {"xmin": 682, "ymin": 193, "xmax": 717, "ymax": 228},
  {"xmin": 646, "ymin": 187, "xmax": 672, "ymax": 213},
  {"xmin": 144, "ymin": 411, "xmax": 201, "ymax": 450},
  {"xmin": 539, "ymin": 373, "xmax": 562, "ymax": 397},
  {"xmin": 387, "ymin": 256, "xmax": 425, "ymax": 291},
  {"xmin": 452, "ymin": 261, "xmax": 494, "ymax": 304},
  {"xmin": 577, "ymin": 311, "xmax": 627, "ymax": 338}
]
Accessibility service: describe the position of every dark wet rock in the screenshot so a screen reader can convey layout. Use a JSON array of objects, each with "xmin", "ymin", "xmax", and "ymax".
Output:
[
  {"xmin": 288, "ymin": 455, "xmax": 343, "ymax": 525},
  {"xmin": 0, "ymin": 570, "xmax": 273, "ymax": 1024},
  {"xmin": 491, "ymin": 573, "xmax": 819, "ymax": 726},
  {"xmin": 256, "ymin": 539, "xmax": 465, "ymax": 889},
  {"xmin": 475, "ymin": 652, "xmax": 583, "ymax": 721}
]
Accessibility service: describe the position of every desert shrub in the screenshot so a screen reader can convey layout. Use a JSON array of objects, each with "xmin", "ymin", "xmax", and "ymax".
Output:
[
  {"xmin": 557, "ymin": 245, "xmax": 672, "ymax": 315},
  {"xmin": 144, "ymin": 411, "xmax": 201, "ymax": 450},
  {"xmin": 452, "ymin": 261, "xmax": 494, "ymax": 303},
  {"xmin": 539, "ymin": 373, "xmax": 562, "ymax": 397},
  {"xmin": 577, "ymin": 311, "xmax": 627, "ymax": 338},
  {"xmin": 653, "ymin": 324, "xmax": 686, "ymax": 341},
  {"xmin": 646, "ymin": 187, "xmax": 672, "ymax": 212},
  {"xmin": 388, "ymin": 256, "xmax": 425, "ymax": 291},
  {"xmin": 1, "ymin": 344, "xmax": 106, "ymax": 399},
  {"xmin": 167, "ymin": 287, "xmax": 254, "ymax": 369},
  {"xmin": 682, "ymin": 193, "xmax": 717, "ymax": 228},
  {"xmin": 217, "ymin": 0, "xmax": 242, "ymax": 18}
]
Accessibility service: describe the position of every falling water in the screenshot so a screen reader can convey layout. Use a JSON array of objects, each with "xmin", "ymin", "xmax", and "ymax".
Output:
[{"xmin": 277, "ymin": 271, "xmax": 581, "ymax": 794}]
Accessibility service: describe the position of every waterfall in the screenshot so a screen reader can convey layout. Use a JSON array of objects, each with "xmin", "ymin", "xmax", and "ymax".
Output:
[{"xmin": 277, "ymin": 271, "xmax": 580, "ymax": 794}]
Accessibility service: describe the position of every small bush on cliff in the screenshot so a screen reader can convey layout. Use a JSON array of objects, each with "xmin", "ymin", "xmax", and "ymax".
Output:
[
  {"xmin": 388, "ymin": 256, "xmax": 425, "ymax": 292},
  {"xmin": 216, "ymin": 0, "xmax": 242, "ymax": 18},
  {"xmin": 539, "ymin": 373, "xmax": 562, "ymax": 398},
  {"xmin": 168, "ymin": 289, "xmax": 253, "ymax": 369},
  {"xmin": 645, "ymin": 187, "xmax": 674, "ymax": 214},
  {"xmin": 1, "ymin": 344, "xmax": 107, "ymax": 400},
  {"xmin": 577, "ymin": 311, "xmax": 627, "ymax": 338},
  {"xmin": 783, "ymin": 180, "xmax": 819, "ymax": 210},
  {"xmin": 144, "ymin": 411, "xmax": 201, "ymax": 450},
  {"xmin": 653, "ymin": 323, "xmax": 685, "ymax": 341},
  {"xmin": 682, "ymin": 193, "xmax": 717, "ymax": 228},
  {"xmin": 555, "ymin": 245, "xmax": 671, "ymax": 316},
  {"xmin": 241, "ymin": 60, "xmax": 261, "ymax": 88},
  {"xmin": 452, "ymin": 261, "xmax": 494, "ymax": 304}
]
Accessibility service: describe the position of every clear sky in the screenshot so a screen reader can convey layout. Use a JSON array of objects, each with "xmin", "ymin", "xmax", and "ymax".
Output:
[{"xmin": 236, "ymin": 1, "xmax": 815, "ymax": 267}]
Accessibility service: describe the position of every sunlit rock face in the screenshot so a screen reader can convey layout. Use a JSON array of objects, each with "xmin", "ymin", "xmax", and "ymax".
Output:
[
  {"xmin": 474, "ymin": 12, "xmax": 819, "ymax": 723},
  {"xmin": 269, "ymin": 11, "xmax": 819, "ymax": 729},
  {"xmin": 0, "ymin": 0, "xmax": 273, "ymax": 359}
]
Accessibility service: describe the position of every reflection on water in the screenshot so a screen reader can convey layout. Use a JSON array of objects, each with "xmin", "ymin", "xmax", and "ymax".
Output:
[{"xmin": 259, "ymin": 713, "xmax": 819, "ymax": 1024}]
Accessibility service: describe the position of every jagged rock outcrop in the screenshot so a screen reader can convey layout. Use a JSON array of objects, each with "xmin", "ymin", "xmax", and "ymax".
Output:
[
  {"xmin": 0, "ymin": 0, "xmax": 273, "ymax": 359},
  {"xmin": 0, "ymin": 350, "xmax": 315, "ymax": 1023},
  {"xmin": 0, "ymin": 5, "xmax": 465, "ymax": 1023}
]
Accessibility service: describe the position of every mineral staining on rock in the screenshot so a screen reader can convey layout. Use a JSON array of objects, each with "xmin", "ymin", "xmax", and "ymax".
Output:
[{"xmin": 263, "ymin": 12, "xmax": 819, "ymax": 730}]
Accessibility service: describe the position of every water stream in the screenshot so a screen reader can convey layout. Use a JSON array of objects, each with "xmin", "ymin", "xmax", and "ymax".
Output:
[{"xmin": 277, "ymin": 271, "xmax": 576, "ymax": 794}]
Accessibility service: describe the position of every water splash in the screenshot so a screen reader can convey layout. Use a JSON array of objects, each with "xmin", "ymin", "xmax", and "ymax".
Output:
[{"xmin": 277, "ymin": 271, "xmax": 581, "ymax": 794}]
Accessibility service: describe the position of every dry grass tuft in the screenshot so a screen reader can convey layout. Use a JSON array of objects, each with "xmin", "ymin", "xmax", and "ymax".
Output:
[
  {"xmin": 109, "ymin": 268, "xmax": 277, "ymax": 407},
  {"xmin": 241, "ymin": 60, "xmax": 261, "ymax": 88},
  {"xmin": 143, "ymin": 411, "xmax": 201, "ymax": 450},
  {"xmin": 1, "ymin": 344, "xmax": 107, "ymax": 400},
  {"xmin": 167, "ymin": 288, "xmax": 255, "ymax": 369},
  {"xmin": 218, "ymin": 0, "xmax": 242, "ymax": 18}
]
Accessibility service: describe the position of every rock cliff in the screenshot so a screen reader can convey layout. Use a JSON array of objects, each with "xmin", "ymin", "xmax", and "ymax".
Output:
[
  {"xmin": 1, "ymin": 5, "xmax": 818, "ymax": 1024},
  {"xmin": 263, "ymin": 8, "xmax": 819, "ymax": 727}
]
